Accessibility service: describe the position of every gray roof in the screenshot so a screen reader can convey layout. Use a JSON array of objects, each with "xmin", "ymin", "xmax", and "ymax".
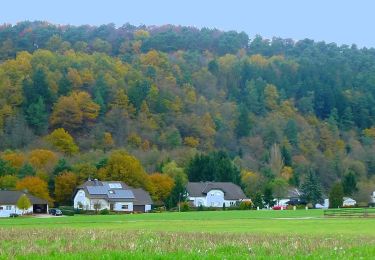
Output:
[
  {"xmin": 77, "ymin": 180, "xmax": 152, "ymax": 205},
  {"xmin": 132, "ymin": 188, "xmax": 153, "ymax": 205},
  {"xmin": 287, "ymin": 188, "xmax": 301, "ymax": 198},
  {"xmin": 186, "ymin": 182, "xmax": 247, "ymax": 200},
  {"xmin": 0, "ymin": 190, "xmax": 48, "ymax": 205}
]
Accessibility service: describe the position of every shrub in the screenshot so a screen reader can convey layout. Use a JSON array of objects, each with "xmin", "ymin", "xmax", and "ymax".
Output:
[
  {"xmin": 180, "ymin": 202, "xmax": 190, "ymax": 212},
  {"xmin": 100, "ymin": 208, "xmax": 110, "ymax": 215},
  {"xmin": 239, "ymin": 201, "xmax": 252, "ymax": 210},
  {"xmin": 60, "ymin": 209, "xmax": 74, "ymax": 216}
]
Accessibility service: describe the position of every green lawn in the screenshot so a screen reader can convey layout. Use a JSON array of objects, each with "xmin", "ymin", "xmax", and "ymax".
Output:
[{"xmin": 1, "ymin": 210, "xmax": 374, "ymax": 259}]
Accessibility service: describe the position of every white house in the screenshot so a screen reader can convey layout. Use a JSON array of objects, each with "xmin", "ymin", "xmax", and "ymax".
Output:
[
  {"xmin": 343, "ymin": 197, "xmax": 357, "ymax": 207},
  {"xmin": 0, "ymin": 190, "xmax": 48, "ymax": 217},
  {"xmin": 73, "ymin": 180, "xmax": 152, "ymax": 213},
  {"xmin": 276, "ymin": 188, "xmax": 302, "ymax": 207},
  {"xmin": 372, "ymin": 191, "xmax": 375, "ymax": 204},
  {"xmin": 186, "ymin": 182, "xmax": 248, "ymax": 207}
]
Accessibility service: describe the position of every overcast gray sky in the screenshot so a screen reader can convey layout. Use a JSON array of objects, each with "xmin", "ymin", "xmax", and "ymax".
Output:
[{"xmin": 2, "ymin": 0, "xmax": 374, "ymax": 47}]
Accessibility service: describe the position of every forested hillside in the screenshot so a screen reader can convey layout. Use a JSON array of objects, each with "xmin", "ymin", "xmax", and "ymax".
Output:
[{"xmin": 0, "ymin": 21, "xmax": 374, "ymax": 207}]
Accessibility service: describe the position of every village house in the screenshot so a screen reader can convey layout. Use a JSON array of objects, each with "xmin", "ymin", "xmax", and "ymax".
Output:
[
  {"xmin": 73, "ymin": 180, "xmax": 153, "ymax": 213},
  {"xmin": 0, "ymin": 190, "xmax": 48, "ymax": 217},
  {"xmin": 186, "ymin": 182, "xmax": 248, "ymax": 207}
]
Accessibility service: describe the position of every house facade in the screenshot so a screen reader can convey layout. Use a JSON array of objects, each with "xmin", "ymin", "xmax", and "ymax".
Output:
[
  {"xmin": 186, "ymin": 182, "xmax": 248, "ymax": 207},
  {"xmin": 0, "ymin": 190, "xmax": 48, "ymax": 217},
  {"xmin": 73, "ymin": 180, "xmax": 152, "ymax": 213},
  {"xmin": 343, "ymin": 197, "xmax": 356, "ymax": 207}
]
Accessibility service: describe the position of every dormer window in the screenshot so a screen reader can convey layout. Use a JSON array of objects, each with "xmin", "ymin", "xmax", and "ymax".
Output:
[{"xmin": 108, "ymin": 190, "xmax": 114, "ymax": 194}]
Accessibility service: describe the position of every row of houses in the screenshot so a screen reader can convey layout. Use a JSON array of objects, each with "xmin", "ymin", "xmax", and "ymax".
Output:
[
  {"xmin": 1, "ymin": 180, "xmax": 375, "ymax": 217},
  {"xmin": 0, "ymin": 180, "xmax": 248, "ymax": 217}
]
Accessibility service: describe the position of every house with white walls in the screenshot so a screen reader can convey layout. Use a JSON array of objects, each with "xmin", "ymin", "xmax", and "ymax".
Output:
[
  {"xmin": 73, "ymin": 180, "xmax": 152, "ymax": 213},
  {"xmin": 186, "ymin": 182, "xmax": 248, "ymax": 207},
  {"xmin": 0, "ymin": 190, "xmax": 48, "ymax": 217}
]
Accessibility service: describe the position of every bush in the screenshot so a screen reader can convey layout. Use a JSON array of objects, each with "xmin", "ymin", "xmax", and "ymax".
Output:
[
  {"xmin": 180, "ymin": 202, "xmax": 190, "ymax": 212},
  {"xmin": 60, "ymin": 209, "xmax": 74, "ymax": 216},
  {"xmin": 100, "ymin": 208, "xmax": 110, "ymax": 215},
  {"xmin": 238, "ymin": 201, "xmax": 252, "ymax": 210}
]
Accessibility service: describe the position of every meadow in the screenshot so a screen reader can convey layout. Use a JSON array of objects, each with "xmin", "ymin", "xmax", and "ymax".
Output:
[{"xmin": 0, "ymin": 210, "xmax": 374, "ymax": 259}]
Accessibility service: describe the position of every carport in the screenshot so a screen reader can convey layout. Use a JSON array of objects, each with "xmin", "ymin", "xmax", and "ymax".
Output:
[
  {"xmin": 29, "ymin": 195, "xmax": 49, "ymax": 214},
  {"xmin": 33, "ymin": 204, "xmax": 48, "ymax": 214}
]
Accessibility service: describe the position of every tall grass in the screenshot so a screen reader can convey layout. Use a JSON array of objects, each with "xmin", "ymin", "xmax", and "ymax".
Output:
[{"xmin": 1, "ymin": 228, "xmax": 374, "ymax": 259}]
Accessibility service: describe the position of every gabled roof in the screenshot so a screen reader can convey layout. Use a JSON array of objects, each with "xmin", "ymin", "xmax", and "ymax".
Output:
[
  {"xmin": 287, "ymin": 188, "xmax": 301, "ymax": 198},
  {"xmin": 132, "ymin": 188, "xmax": 153, "ymax": 205},
  {"xmin": 186, "ymin": 182, "xmax": 247, "ymax": 200},
  {"xmin": 0, "ymin": 190, "xmax": 48, "ymax": 205},
  {"xmin": 76, "ymin": 180, "xmax": 153, "ymax": 205}
]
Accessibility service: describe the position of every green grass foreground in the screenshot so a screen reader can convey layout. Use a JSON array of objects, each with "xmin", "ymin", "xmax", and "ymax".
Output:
[{"xmin": 0, "ymin": 210, "xmax": 374, "ymax": 259}]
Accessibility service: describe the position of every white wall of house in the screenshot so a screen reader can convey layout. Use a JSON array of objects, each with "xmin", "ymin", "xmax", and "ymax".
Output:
[
  {"xmin": 145, "ymin": 204, "xmax": 152, "ymax": 212},
  {"xmin": 372, "ymin": 191, "xmax": 375, "ymax": 203},
  {"xmin": 113, "ymin": 202, "xmax": 133, "ymax": 212},
  {"xmin": 74, "ymin": 190, "xmax": 137, "ymax": 212},
  {"xmin": 89, "ymin": 199, "xmax": 109, "ymax": 211},
  {"xmin": 223, "ymin": 200, "xmax": 237, "ymax": 207},
  {"xmin": 343, "ymin": 198, "xmax": 356, "ymax": 207},
  {"xmin": 188, "ymin": 196, "xmax": 206, "ymax": 207},
  {"xmin": 0, "ymin": 205, "xmax": 33, "ymax": 217},
  {"xmin": 73, "ymin": 190, "xmax": 91, "ymax": 210}
]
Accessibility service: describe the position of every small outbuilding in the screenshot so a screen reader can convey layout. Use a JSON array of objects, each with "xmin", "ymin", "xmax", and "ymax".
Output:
[{"xmin": 0, "ymin": 190, "xmax": 48, "ymax": 217}]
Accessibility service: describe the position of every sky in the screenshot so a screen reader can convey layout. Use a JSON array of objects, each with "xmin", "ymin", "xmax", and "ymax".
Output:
[{"xmin": 1, "ymin": 0, "xmax": 374, "ymax": 47}]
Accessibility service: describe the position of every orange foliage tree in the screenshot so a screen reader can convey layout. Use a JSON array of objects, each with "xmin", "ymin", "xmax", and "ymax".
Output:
[
  {"xmin": 54, "ymin": 172, "xmax": 78, "ymax": 205},
  {"xmin": 28, "ymin": 149, "xmax": 58, "ymax": 172},
  {"xmin": 50, "ymin": 91, "xmax": 100, "ymax": 131},
  {"xmin": 16, "ymin": 176, "xmax": 52, "ymax": 203}
]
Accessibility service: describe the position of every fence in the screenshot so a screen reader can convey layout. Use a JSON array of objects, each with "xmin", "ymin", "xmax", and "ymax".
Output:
[{"xmin": 324, "ymin": 207, "xmax": 375, "ymax": 218}]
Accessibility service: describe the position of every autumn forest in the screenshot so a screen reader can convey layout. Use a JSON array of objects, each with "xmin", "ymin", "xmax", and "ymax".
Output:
[{"xmin": 0, "ymin": 21, "xmax": 375, "ymax": 207}]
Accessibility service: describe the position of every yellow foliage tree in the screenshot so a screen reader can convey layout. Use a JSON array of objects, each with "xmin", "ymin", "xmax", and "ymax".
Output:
[
  {"xmin": 149, "ymin": 173, "xmax": 175, "ymax": 203},
  {"xmin": 46, "ymin": 128, "xmax": 79, "ymax": 155},
  {"xmin": 264, "ymin": 84, "xmax": 279, "ymax": 111},
  {"xmin": 98, "ymin": 150, "xmax": 151, "ymax": 191},
  {"xmin": 184, "ymin": 136, "xmax": 200, "ymax": 148},
  {"xmin": 67, "ymin": 68, "xmax": 82, "ymax": 88},
  {"xmin": 249, "ymin": 54, "xmax": 269, "ymax": 67},
  {"xmin": 103, "ymin": 132, "xmax": 114, "ymax": 152},
  {"xmin": 363, "ymin": 127, "xmax": 375, "ymax": 138},
  {"xmin": 280, "ymin": 166, "xmax": 293, "ymax": 180}
]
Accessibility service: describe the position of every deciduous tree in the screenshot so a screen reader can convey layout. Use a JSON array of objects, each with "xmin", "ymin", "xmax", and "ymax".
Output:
[
  {"xmin": 16, "ymin": 176, "xmax": 52, "ymax": 203},
  {"xmin": 46, "ymin": 128, "xmax": 79, "ymax": 155}
]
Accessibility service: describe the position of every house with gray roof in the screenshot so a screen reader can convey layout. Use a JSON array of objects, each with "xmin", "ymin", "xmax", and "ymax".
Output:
[
  {"xmin": 0, "ymin": 190, "xmax": 48, "ymax": 217},
  {"xmin": 186, "ymin": 182, "xmax": 248, "ymax": 208},
  {"xmin": 73, "ymin": 180, "xmax": 152, "ymax": 213}
]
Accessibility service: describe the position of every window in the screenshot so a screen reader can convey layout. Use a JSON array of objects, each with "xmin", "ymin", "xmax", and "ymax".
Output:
[
  {"xmin": 108, "ymin": 190, "xmax": 114, "ymax": 194},
  {"xmin": 108, "ymin": 183, "xmax": 122, "ymax": 189},
  {"xmin": 6, "ymin": 206, "xmax": 11, "ymax": 210},
  {"xmin": 121, "ymin": 204, "xmax": 128, "ymax": 209},
  {"xmin": 0, "ymin": 207, "xmax": 3, "ymax": 210}
]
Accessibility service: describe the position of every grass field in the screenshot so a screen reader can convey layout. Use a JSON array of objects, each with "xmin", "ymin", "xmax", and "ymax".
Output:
[{"xmin": 0, "ymin": 210, "xmax": 374, "ymax": 259}]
